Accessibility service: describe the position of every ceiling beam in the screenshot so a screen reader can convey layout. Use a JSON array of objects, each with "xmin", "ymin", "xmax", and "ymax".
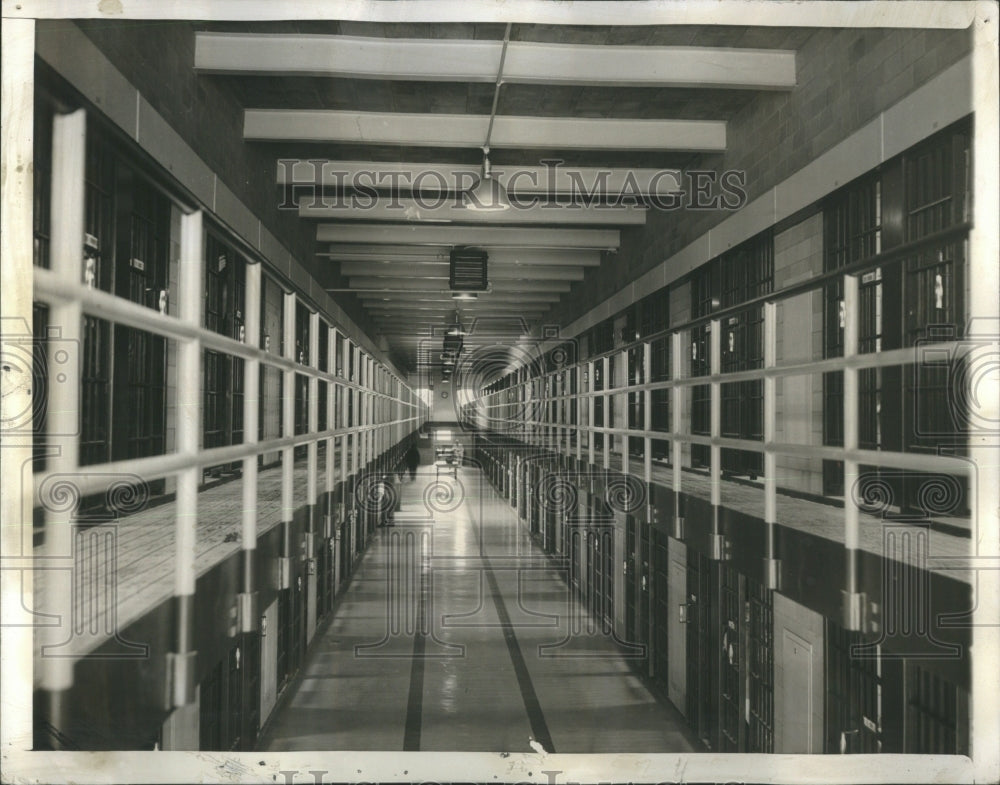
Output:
[
  {"xmin": 246, "ymin": 110, "xmax": 726, "ymax": 152},
  {"xmin": 368, "ymin": 302, "xmax": 546, "ymax": 313},
  {"xmin": 336, "ymin": 277, "xmax": 573, "ymax": 292},
  {"xmin": 300, "ymin": 197, "xmax": 646, "ymax": 225},
  {"xmin": 368, "ymin": 310, "xmax": 547, "ymax": 320},
  {"xmin": 320, "ymin": 247, "xmax": 602, "ymax": 267},
  {"xmin": 281, "ymin": 160, "xmax": 684, "ymax": 196},
  {"xmin": 317, "ymin": 224, "xmax": 619, "ymax": 249},
  {"xmin": 356, "ymin": 292, "xmax": 561, "ymax": 303},
  {"xmin": 342, "ymin": 262, "xmax": 585, "ymax": 280},
  {"xmin": 198, "ymin": 34, "xmax": 796, "ymax": 90},
  {"xmin": 17, "ymin": 2, "xmax": 975, "ymax": 27}
]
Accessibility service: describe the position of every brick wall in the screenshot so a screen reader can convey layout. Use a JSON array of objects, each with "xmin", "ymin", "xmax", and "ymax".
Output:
[{"xmin": 548, "ymin": 25, "xmax": 972, "ymax": 329}]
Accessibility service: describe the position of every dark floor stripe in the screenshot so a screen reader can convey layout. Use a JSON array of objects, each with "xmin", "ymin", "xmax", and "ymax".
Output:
[
  {"xmin": 481, "ymin": 554, "xmax": 556, "ymax": 754},
  {"xmin": 402, "ymin": 560, "xmax": 427, "ymax": 750},
  {"xmin": 466, "ymin": 472, "xmax": 556, "ymax": 752}
]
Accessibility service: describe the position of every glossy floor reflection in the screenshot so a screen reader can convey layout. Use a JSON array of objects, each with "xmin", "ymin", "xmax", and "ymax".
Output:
[{"xmin": 261, "ymin": 459, "xmax": 697, "ymax": 753}]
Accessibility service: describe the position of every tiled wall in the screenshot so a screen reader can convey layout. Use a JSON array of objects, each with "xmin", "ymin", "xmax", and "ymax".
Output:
[{"xmin": 773, "ymin": 212, "xmax": 825, "ymax": 495}]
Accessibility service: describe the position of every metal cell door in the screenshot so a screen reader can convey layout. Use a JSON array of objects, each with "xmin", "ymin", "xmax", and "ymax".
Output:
[
  {"xmin": 226, "ymin": 644, "xmax": 243, "ymax": 751},
  {"xmin": 651, "ymin": 529, "xmax": 671, "ymax": 688},
  {"xmin": 686, "ymin": 551, "xmax": 713, "ymax": 748},
  {"xmin": 718, "ymin": 564, "xmax": 743, "ymax": 751},
  {"xmin": 822, "ymin": 174, "xmax": 882, "ymax": 496},
  {"xmin": 544, "ymin": 482, "xmax": 557, "ymax": 552},
  {"xmin": 602, "ymin": 527, "xmax": 615, "ymax": 632},
  {"xmin": 690, "ymin": 263, "xmax": 716, "ymax": 469},
  {"xmin": 570, "ymin": 519, "xmax": 582, "ymax": 594},
  {"xmin": 587, "ymin": 530, "xmax": 601, "ymax": 624},
  {"xmin": 290, "ymin": 574, "xmax": 304, "ymax": 675},
  {"xmin": 277, "ymin": 589, "xmax": 290, "ymax": 689},
  {"xmin": 625, "ymin": 514, "xmax": 638, "ymax": 644},
  {"xmin": 719, "ymin": 236, "xmax": 770, "ymax": 479},
  {"xmin": 747, "ymin": 579, "xmax": 774, "ymax": 752},
  {"xmin": 904, "ymin": 664, "xmax": 967, "ymax": 754},
  {"xmin": 113, "ymin": 168, "xmax": 168, "ymax": 472},
  {"xmin": 825, "ymin": 623, "xmax": 883, "ymax": 753},
  {"xmin": 199, "ymin": 659, "xmax": 224, "ymax": 750},
  {"xmin": 80, "ymin": 129, "xmax": 115, "ymax": 469},
  {"xmin": 638, "ymin": 520, "xmax": 650, "ymax": 655},
  {"xmin": 294, "ymin": 302, "xmax": 310, "ymax": 460},
  {"xmin": 240, "ymin": 633, "xmax": 261, "ymax": 750}
]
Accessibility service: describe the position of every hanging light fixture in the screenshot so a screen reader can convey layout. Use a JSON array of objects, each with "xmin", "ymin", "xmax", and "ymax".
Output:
[
  {"xmin": 464, "ymin": 146, "xmax": 510, "ymax": 211},
  {"xmin": 464, "ymin": 23, "xmax": 512, "ymax": 212}
]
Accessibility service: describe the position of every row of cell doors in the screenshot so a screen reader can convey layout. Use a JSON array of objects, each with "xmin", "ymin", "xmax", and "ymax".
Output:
[
  {"xmin": 197, "ymin": 534, "xmax": 342, "ymax": 751},
  {"xmin": 681, "ymin": 554, "xmax": 775, "ymax": 752}
]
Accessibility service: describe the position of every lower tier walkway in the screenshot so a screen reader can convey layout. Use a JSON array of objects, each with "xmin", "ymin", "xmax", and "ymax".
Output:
[{"xmin": 261, "ymin": 458, "xmax": 696, "ymax": 753}]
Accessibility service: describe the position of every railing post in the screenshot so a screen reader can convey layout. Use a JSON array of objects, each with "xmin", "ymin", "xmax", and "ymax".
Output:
[
  {"xmin": 841, "ymin": 272, "xmax": 865, "ymax": 630},
  {"xmin": 169, "ymin": 209, "xmax": 203, "ymax": 708},
  {"xmin": 671, "ymin": 331, "xmax": 684, "ymax": 539},
  {"xmin": 1, "ymin": 19, "xmax": 36, "ymax": 753},
  {"xmin": 969, "ymin": 21, "xmax": 1000, "ymax": 772},
  {"xmin": 239, "ymin": 260, "xmax": 261, "ymax": 632},
  {"xmin": 644, "ymin": 341, "xmax": 652, "ymax": 483},
  {"xmin": 588, "ymin": 362, "xmax": 595, "ymax": 465},
  {"xmin": 709, "ymin": 318, "xmax": 725, "ymax": 560},
  {"xmin": 40, "ymin": 107, "xmax": 86, "ymax": 729},
  {"xmin": 280, "ymin": 291, "xmax": 296, "ymax": 585},
  {"xmin": 305, "ymin": 310, "xmax": 319, "ymax": 590},
  {"xmin": 602, "ymin": 356, "xmax": 611, "ymax": 467},
  {"xmin": 763, "ymin": 301, "xmax": 780, "ymax": 590},
  {"xmin": 327, "ymin": 326, "xmax": 339, "ymax": 592}
]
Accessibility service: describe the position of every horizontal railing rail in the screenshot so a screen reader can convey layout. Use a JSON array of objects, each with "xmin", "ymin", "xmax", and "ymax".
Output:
[{"xmin": 34, "ymin": 266, "xmax": 411, "ymax": 400}]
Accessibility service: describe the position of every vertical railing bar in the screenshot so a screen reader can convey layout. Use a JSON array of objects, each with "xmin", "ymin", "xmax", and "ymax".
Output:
[
  {"xmin": 710, "ymin": 318, "xmax": 721, "ymax": 509},
  {"xmin": 1, "ymin": 21, "xmax": 36, "ymax": 752},
  {"xmin": 671, "ymin": 331, "xmax": 683, "ymax": 503},
  {"xmin": 326, "ymin": 325, "xmax": 336, "ymax": 537},
  {"xmin": 172, "ymin": 208, "xmax": 203, "ymax": 706},
  {"xmin": 763, "ymin": 301, "xmax": 778, "ymax": 589},
  {"xmin": 41, "ymin": 108, "xmax": 86, "ymax": 699},
  {"xmin": 241, "ymin": 261, "xmax": 261, "ymax": 603},
  {"xmin": 644, "ymin": 341, "xmax": 652, "ymax": 488},
  {"xmin": 341, "ymin": 336, "xmax": 350, "ymax": 484},
  {"xmin": 842, "ymin": 273, "xmax": 861, "ymax": 627},
  {"xmin": 968, "ymin": 36, "xmax": 1000, "ymax": 769},
  {"xmin": 307, "ymin": 311, "xmax": 319, "ymax": 507},
  {"xmin": 281, "ymin": 291, "xmax": 296, "ymax": 558},
  {"xmin": 603, "ymin": 357, "xmax": 610, "ymax": 468},
  {"xmin": 763, "ymin": 301, "xmax": 777, "ymax": 526}
]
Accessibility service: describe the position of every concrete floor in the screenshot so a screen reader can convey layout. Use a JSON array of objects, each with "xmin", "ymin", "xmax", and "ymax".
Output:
[{"xmin": 261, "ymin": 459, "xmax": 697, "ymax": 753}]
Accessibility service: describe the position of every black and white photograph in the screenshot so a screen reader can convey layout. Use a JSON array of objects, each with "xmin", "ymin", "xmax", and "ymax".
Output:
[{"xmin": 1, "ymin": 1, "xmax": 998, "ymax": 783}]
